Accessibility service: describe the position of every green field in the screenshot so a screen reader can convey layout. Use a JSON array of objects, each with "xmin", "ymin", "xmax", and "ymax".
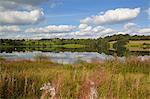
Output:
[
  {"xmin": 62, "ymin": 44, "xmax": 86, "ymax": 48},
  {"xmin": 109, "ymin": 40, "xmax": 150, "ymax": 52},
  {"xmin": 109, "ymin": 41, "xmax": 117, "ymax": 51},
  {"xmin": 0, "ymin": 57, "xmax": 149, "ymax": 98},
  {"xmin": 51, "ymin": 44, "xmax": 86, "ymax": 48},
  {"xmin": 126, "ymin": 40, "xmax": 150, "ymax": 51}
]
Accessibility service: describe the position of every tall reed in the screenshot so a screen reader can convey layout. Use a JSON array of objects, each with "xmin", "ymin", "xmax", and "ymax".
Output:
[{"xmin": 0, "ymin": 56, "xmax": 149, "ymax": 98}]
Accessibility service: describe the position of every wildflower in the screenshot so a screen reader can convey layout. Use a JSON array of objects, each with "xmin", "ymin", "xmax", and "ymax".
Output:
[
  {"xmin": 89, "ymin": 81, "xmax": 98, "ymax": 99},
  {"xmin": 40, "ymin": 82, "xmax": 56, "ymax": 98}
]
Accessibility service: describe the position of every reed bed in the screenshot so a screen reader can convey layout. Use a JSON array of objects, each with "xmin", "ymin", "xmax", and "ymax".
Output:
[{"xmin": 0, "ymin": 57, "xmax": 149, "ymax": 98}]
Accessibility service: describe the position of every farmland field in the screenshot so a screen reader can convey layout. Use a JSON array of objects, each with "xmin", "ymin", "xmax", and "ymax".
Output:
[
  {"xmin": 126, "ymin": 40, "xmax": 150, "ymax": 52},
  {"xmin": 109, "ymin": 40, "xmax": 150, "ymax": 52},
  {"xmin": 109, "ymin": 41, "xmax": 117, "ymax": 51}
]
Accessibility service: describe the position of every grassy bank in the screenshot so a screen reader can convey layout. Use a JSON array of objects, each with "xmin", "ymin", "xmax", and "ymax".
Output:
[{"xmin": 0, "ymin": 57, "xmax": 149, "ymax": 98}]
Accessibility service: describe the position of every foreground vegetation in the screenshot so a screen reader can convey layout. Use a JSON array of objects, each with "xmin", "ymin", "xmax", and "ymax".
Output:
[{"xmin": 0, "ymin": 57, "xmax": 149, "ymax": 98}]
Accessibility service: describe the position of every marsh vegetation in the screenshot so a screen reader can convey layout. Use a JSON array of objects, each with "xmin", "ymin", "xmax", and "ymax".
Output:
[{"xmin": 0, "ymin": 56, "xmax": 149, "ymax": 98}]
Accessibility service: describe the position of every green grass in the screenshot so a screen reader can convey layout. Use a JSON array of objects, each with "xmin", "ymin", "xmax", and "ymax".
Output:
[
  {"xmin": 0, "ymin": 57, "xmax": 149, "ymax": 98},
  {"xmin": 109, "ymin": 41, "xmax": 117, "ymax": 51},
  {"xmin": 109, "ymin": 40, "xmax": 150, "ymax": 52},
  {"xmin": 23, "ymin": 40, "xmax": 87, "ymax": 49},
  {"xmin": 15, "ymin": 43, "xmax": 86, "ymax": 49},
  {"xmin": 126, "ymin": 40, "xmax": 150, "ymax": 51},
  {"xmin": 62, "ymin": 44, "xmax": 86, "ymax": 48},
  {"xmin": 50, "ymin": 44, "xmax": 85, "ymax": 48},
  {"xmin": 126, "ymin": 40, "xmax": 150, "ymax": 47}
]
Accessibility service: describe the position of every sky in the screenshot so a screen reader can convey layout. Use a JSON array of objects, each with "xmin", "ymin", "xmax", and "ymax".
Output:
[{"xmin": 0, "ymin": 0, "xmax": 150, "ymax": 39}]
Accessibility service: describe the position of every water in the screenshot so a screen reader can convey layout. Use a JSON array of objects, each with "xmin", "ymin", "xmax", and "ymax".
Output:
[
  {"xmin": 0, "ymin": 51, "xmax": 149, "ymax": 64},
  {"xmin": 0, "ymin": 51, "xmax": 113, "ymax": 64}
]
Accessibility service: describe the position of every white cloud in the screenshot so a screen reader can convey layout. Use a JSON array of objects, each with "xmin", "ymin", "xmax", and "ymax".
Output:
[
  {"xmin": 115, "ymin": 32, "xmax": 127, "ymax": 35},
  {"xmin": 80, "ymin": 25, "xmax": 116, "ymax": 37},
  {"xmin": 0, "ymin": 0, "xmax": 57, "ymax": 25},
  {"xmin": 81, "ymin": 8, "xmax": 140, "ymax": 25},
  {"xmin": 138, "ymin": 28, "xmax": 150, "ymax": 34},
  {"xmin": 123, "ymin": 22, "xmax": 150, "ymax": 35},
  {"xmin": 124, "ymin": 23, "xmax": 137, "ymax": 30},
  {"xmin": 25, "ymin": 25, "xmax": 76, "ymax": 33},
  {"xmin": 75, "ymin": 24, "xmax": 116, "ymax": 38},
  {"xmin": 0, "ymin": 0, "xmax": 56, "ymax": 7},
  {"xmin": 92, "ymin": 26, "xmax": 105, "ymax": 33},
  {"xmin": 94, "ymin": 28, "xmax": 116, "ymax": 37},
  {"xmin": 1, "ymin": 26, "xmax": 149, "ymax": 39},
  {"xmin": 0, "ymin": 1, "xmax": 36, "ymax": 11},
  {"xmin": 79, "ymin": 24, "xmax": 92, "ymax": 32},
  {"xmin": 24, "ymin": 24, "xmax": 116, "ymax": 39},
  {"xmin": 0, "ymin": 9, "xmax": 44, "ymax": 25},
  {"xmin": 1, "ymin": 23, "xmax": 149, "ymax": 39},
  {"xmin": 0, "ymin": 0, "xmax": 59, "ymax": 12},
  {"xmin": 0, "ymin": 26, "xmax": 21, "ymax": 32},
  {"xmin": 79, "ymin": 24, "xmax": 88, "ymax": 29},
  {"xmin": 146, "ymin": 8, "xmax": 150, "ymax": 19}
]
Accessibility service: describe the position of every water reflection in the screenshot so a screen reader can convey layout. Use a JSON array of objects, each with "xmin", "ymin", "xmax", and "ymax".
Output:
[
  {"xmin": 0, "ymin": 51, "xmax": 149, "ymax": 64},
  {"xmin": 0, "ymin": 51, "xmax": 114, "ymax": 64}
]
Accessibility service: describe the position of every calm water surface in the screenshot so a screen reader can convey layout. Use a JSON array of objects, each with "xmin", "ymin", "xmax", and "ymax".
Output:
[{"xmin": 0, "ymin": 51, "xmax": 149, "ymax": 64}]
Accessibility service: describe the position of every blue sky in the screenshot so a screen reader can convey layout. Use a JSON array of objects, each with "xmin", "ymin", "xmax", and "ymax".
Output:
[
  {"xmin": 42, "ymin": 0, "xmax": 149, "ymax": 25},
  {"xmin": 0, "ymin": 0, "xmax": 149, "ymax": 39}
]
